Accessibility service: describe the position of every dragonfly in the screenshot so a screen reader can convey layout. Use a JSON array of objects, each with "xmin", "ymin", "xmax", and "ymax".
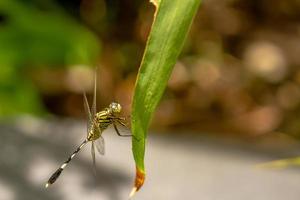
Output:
[{"xmin": 45, "ymin": 74, "xmax": 131, "ymax": 188}]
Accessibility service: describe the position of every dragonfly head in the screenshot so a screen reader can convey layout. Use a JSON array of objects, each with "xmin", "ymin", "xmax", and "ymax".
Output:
[{"xmin": 109, "ymin": 102, "xmax": 122, "ymax": 114}]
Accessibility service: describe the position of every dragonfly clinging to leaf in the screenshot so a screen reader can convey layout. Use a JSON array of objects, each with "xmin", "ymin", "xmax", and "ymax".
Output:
[{"xmin": 45, "ymin": 72, "xmax": 131, "ymax": 188}]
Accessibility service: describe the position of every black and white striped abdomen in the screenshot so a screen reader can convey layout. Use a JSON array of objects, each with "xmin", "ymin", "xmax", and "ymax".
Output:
[{"xmin": 45, "ymin": 139, "xmax": 88, "ymax": 188}]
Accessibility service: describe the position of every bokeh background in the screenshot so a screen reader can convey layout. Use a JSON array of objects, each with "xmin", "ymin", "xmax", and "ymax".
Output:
[{"xmin": 1, "ymin": 0, "xmax": 300, "ymax": 200}]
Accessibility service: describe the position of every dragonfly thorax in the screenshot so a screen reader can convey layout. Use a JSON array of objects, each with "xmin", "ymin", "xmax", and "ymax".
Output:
[{"xmin": 87, "ymin": 102, "xmax": 122, "ymax": 141}]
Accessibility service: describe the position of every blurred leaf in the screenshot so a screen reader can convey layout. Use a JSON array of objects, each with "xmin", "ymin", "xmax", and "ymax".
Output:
[
  {"xmin": 0, "ymin": 0, "xmax": 101, "ymax": 116},
  {"xmin": 257, "ymin": 157, "xmax": 300, "ymax": 169},
  {"xmin": 130, "ymin": 0, "xmax": 201, "ymax": 195},
  {"xmin": 0, "ymin": 79, "xmax": 43, "ymax": 116},
  {"xmin": 0, "ymin": 0, "xmax": 100, "ymax": 66}
]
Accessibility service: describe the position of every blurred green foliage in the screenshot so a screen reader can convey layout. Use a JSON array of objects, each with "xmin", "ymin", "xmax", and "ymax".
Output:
[{"xmin": 0, "ymin": 0, "xmax": 100, "ymax": 116}]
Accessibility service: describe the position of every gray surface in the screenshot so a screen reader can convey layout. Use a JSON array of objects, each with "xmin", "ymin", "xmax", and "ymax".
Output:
[{"xmin": 1, "ymin": 117, "xmax": 300, "ymax": 200}]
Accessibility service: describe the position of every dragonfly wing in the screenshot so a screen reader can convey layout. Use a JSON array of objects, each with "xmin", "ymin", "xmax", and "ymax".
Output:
[
  {"xmin": 91, "ymin": 141, "xmax": 96, "ymax": 173},
  {"xmin": 91, "ymin": 71, "xmax": 97, "ymax": 117},
  {"xmin": 83, "ymin": 92, "xmax": 93, "ymax": 134},
  {"xmin": 95, "ymin": 136, "xmax": 105, "ymax": 155}
]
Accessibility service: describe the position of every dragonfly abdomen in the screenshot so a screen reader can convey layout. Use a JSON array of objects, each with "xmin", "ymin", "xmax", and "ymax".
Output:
[{"xmin": 45, "ymin": 139, "xmax": 88, "ymax": 188}]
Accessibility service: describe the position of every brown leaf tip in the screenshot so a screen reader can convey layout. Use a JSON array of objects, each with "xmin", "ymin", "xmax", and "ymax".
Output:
[
  {"xmin": 135, "ymin": 167, "xmax": 145, "ymax": 191},
  {"xmin": 129, "ymin": 167, "xmax": 145, "ymax": 198}
]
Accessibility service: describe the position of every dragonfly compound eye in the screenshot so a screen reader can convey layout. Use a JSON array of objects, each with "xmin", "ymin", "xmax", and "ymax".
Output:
[{"xmin": 110, "ymin": 102, "xmax": 122, "ymax": 113}]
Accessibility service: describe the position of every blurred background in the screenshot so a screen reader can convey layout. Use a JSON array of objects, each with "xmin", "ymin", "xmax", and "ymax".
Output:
[{"xmin": 1, "ymin": 0, "xmax": 300, "ymax": 200}]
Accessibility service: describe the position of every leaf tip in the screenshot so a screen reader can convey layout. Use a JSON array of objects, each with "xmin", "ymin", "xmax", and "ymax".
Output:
[
  {"xmin": 129, "ymin": 167, "xmax": 145, "ymax": 198},
  {"xmin": 149, "ymin": 0, "xmax": 159, "ymax": 8},
  {"xmin": 129, "ymin": 187, "xmax": 137, "ymax": 199}
]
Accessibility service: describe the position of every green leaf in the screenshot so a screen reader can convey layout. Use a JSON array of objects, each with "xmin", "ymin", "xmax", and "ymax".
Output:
[{"xmin": 130, "ymin": 0, "xmax": 201, "ymax": 194}]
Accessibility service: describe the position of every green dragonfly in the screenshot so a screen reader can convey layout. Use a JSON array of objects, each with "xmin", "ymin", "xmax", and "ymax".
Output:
[{"xmin": 45, "ymin": 73, "xmax": 131, "ymax": 188}]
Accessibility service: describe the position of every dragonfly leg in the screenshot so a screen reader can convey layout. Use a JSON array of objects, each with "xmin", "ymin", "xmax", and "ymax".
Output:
[
  {"xmin": 113, "ymin": 123, "xmax": 132, "ymax": 137},
  {"xmin": 116, "ymin": 116, "xmax": 126, "ymax": 120},
  {"xmin": 115, "ymin": 117, "xmax": 128, "ymax": 127},
  {"xmin": 113, "ymin": 123, "xmax": 140, "ymax": 141}
]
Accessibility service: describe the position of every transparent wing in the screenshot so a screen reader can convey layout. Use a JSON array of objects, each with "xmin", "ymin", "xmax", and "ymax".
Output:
[
  {"xmin": 91, "ymin": 141, "xmax": 96, "ymax": 174},
  {"xmin": 95, "ymin": 136, "xmax": 105, "ymax": 155},
  {"xmin": 91, "ymin": 71, "xmax": 97, "ymax": 117},
  {"xmin": 83, "ymin": 92, "xmax": 93, "ymax": 135}
]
